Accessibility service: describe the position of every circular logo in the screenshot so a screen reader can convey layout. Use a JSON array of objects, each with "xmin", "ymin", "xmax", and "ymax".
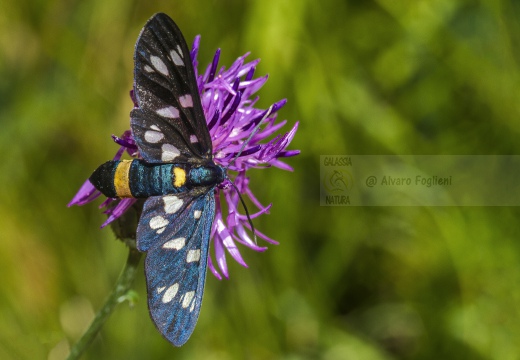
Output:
[{"xmin": 323, "ymin": 169, "xmax": 353, "ymax": 193}]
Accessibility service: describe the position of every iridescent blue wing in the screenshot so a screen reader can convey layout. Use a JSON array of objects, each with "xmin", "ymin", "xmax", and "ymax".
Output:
[
  {"xmin": 136, "ymin": 191, "xmax": 215, "ymax": 346},
  {"xmin": 130, "ymin": 13, "xmax": 212, "ymax": 163}
]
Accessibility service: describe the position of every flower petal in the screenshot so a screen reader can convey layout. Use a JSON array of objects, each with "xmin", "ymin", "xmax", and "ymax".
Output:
[
  {"xmin": 101, "ymin": 198, "xmax": 137, "ymax": 228},
  {"xmin": 234, "ymin": 226, "xmax": 267, "ymax": 252},
  {"xmin": 222, "ymin": 232, "xmax": 248, "ymax": 268},
  {"xmin": 272, "ymin": 160, "xmax": 295, "ymax": 171},
  {"xmin": 214, "ymin": 218, "xmax": 229, "ymax": 278},
  {"xmin": 68, "ymin": 179, "xmax": 101, "ymax": 207},
  {"xmin": 207, "ymin": 254, "xmax": 222, "ymax": 280}
]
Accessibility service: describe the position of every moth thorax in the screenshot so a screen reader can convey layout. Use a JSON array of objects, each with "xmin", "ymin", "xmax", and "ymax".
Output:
[{"xmin": 188, "ymin": 164, "xmax": 225, "ymax": 187}]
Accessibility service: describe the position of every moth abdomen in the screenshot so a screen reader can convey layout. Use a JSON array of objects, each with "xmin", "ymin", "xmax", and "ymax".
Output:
[
  {"xmin": 90, "ymin": 159, "xmax": 188, "ymax": 198},
  {"xmin": 89, "ymin": 160, "xmax": 119, "ymax": 198}
]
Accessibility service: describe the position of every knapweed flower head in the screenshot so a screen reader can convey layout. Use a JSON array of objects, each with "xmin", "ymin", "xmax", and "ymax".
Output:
[{"xmin": 69, "ymin": 35, "xmax": 299, "ymax": 279}]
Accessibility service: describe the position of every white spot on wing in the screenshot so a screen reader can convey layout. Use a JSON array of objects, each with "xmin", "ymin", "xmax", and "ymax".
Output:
[
  {"xmin": 162, "ymin": 283, "xmax": 179, "ymax": 303},
  {"xmin": 170, "ymin": 49, "xmax": 184, "ymax": 66},
  {"xmin": 161, "ymin": 144, "xmax": 180, "ymax": 161},
  {"xmin": 179, "ymin": 94, "xmax": 193, "ymax": 108},
  {"xmin": 189, "ymin": 299, "xmax": 195, "ymax": 312},
  {"xmin": 163, "ymin": 195, "xmax": 183, "ymax": 214},
  {"xmin": 162, "ymin": 237, "xmax": 185, "ymax": 250},
  {"xmin": 177, "ymin": 45, "xmax": 183, "ymax": 57},
  {"xmin": 144, "ymin": 65, "xmax": 154, "ymax": 73},
  {"xmin": 144, "ymin": 130, "xmax": 163, "ymax": 143},
  {"xmin": 190, "ymin": 135, "xmax": 198, "ymax": 143},
  {"xmin": 186, "ymin": 249, "xmax": 201, "ymax": 263},
  {"xmin": 150, "ymin": 124, "xmax": 160, "ymax": 131},
  {"xmin": 150, "ymin": 216, "xmax": 168, "ymax": 229},
  {"xmin": 193, "ymin": 210, "xmax": 201, "ymax": 219},
  {"xmin": 181, "ymin": 291, "xmax": 195, "ymax": 308},
  {"xmin": 150, "ymin": 55, "xmax": 168, "ymax": 76},
  {"xmin": 156, "ymin": 227, "xmax": 166, "ymax": 234},
  {"xmin": 150, "ymin": 216, "xmax": 168, "ymax": 233},
  {"xmin": 156, "ymin": 106, "xmax": 179, "ymax": 119},
  {"xmin": 157, "ymin": 286, "xmax": 165, "ymax": 293}
]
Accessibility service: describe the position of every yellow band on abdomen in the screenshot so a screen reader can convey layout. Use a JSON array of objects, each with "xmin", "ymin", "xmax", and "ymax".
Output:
[
  {"xmin": 173, "ymin": 167, "xmax": 186, "ymax": 187},
  {"xmin": 114, "ymin": 160, "xmax": 133, "ymax": 198}
]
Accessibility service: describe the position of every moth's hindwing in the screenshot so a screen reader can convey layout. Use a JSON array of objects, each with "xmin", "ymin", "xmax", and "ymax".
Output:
[
  {"xmin": 130, "ymin": 13, "xmax": 212, "ymax": 164},
  {"xmin": 136, "ymin": 191, "xmax": 216, "ymax": 346}
]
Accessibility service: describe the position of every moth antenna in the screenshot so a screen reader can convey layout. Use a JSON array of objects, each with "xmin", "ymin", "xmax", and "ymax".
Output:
[
  {"xmin": 223, "ymin": 105, "xmax": 274, "ymax": 245},
  {"xmin": 229, "ymin": 180, "xmax": 257, "ymax": 245}
]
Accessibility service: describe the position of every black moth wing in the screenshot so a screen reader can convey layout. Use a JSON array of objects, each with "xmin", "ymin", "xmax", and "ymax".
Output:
[{"xmin": 131, "ymin": 13, "xmax": 212, "ymax": 163}]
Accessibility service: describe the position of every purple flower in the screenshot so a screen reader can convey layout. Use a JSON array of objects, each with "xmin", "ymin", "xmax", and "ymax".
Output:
[{"xmin": 69, "ymin": 36, "xmax": 299, "ymax": 279}]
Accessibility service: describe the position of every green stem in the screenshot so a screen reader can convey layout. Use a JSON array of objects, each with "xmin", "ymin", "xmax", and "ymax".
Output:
[{"xmin": 67, "ymin": 248, "xmax": 142, "ymax": 360}]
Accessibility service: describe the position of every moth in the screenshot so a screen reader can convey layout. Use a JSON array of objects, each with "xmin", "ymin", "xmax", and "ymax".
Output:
[{"xmin": 90, "ymin": 13, "xmax": 226, "ymax": 346}]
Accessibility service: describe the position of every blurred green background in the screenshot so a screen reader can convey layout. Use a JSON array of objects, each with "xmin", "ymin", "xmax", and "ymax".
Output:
[{"xmin": 2, "ymin": 0, "xmax": 520, "ymax": 359}]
